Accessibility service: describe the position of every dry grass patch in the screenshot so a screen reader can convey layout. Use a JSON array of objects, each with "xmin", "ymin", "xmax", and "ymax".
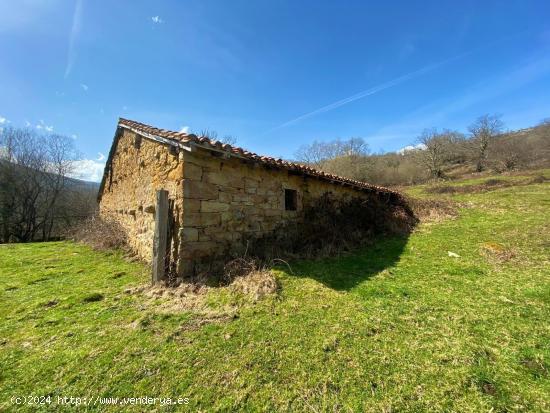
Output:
[
  {"xmin": 126, "ymin": 283, "xmax": 215, "ymax": 311},
  {"xmin": 407, "ymin": 197, "xmax": 460, "ymax": 223},
  {"xmin": 480, "ymin": 242, "xmax": 516, "ymax": 263},
  {"xmin": 229, "ymin": 270, "xmax": 279, "ymax": 301},
  {"xmin": 124, "ymin": 264, "xmax": 279, "ymax": 317},
  {"xmin": 528, "ymin": 174, "xmax": 549, "ymax": 184},
  {"xmin": 426, "ymin": 174, "xmax": 549, "ymax": 195},
  {"xmin": 67, "ymin": 214, "xmax": 128, "ymax": 251},
  {"xmin": 426, "ymin": 179, "xmax": 513, "ymax": 195}
]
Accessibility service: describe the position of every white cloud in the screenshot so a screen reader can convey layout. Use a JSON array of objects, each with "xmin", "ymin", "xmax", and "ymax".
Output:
[
  {"xmin": 68, "ymin": 159, "xmax": 105, "ymax": 182},
  {"xmin": 65, "ymin": 0, "xmax": 83, "ymax": 78},
  {"xmin": 96, "ymin": 152, "xmax": 105, "ymax": 161},
  {"xmin": 397, "ymin": 143, "xmax": 426, "ymax": 155},
  {"xmin": 80, "ymin": 83, "xmax": 88, "ymax": 92},
  {"xmin": 36, "ymin": 120, "xmax": 54, "ymax": 132},
  {"xmin": 151, "ymin": 16, "xmax": 163, "ymax": 24},
  {"xmin": 25, "ymin": 120, "xmax": 31, "ymax": 127},
  {"xmin": 179, "ymin": 125, "xmax": 189, "ymax": 133},
  {"xmin": 0, "ymin": 115, "xmax": 8, "ymax": 124}
]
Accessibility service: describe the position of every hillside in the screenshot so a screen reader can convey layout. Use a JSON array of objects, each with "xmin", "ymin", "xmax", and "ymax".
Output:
[
  {"xmin": 305, "ymin": 121, "xmax": 550, "ymax": 188},
  {"xmin": 0, "ymin": 169, "xmax": 549, "ymax": 411},
  {"xmin": 0, "ymin": 159, "xmax": 99, "ymax": 242},
  {"xmin": 440, "ymin": 124, "xmax": 550, "ymax": 180}
]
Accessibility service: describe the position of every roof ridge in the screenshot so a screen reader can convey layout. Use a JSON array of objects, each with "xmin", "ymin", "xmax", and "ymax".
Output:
[{"xmin": 117, "ymin": 118, "xmax": 400, "ymax": 196}]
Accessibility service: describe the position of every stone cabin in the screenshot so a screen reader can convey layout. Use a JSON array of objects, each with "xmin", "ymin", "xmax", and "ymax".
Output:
[{"xmin": 98, "ymin": 118, "xmax": 403, "ymax": 280}]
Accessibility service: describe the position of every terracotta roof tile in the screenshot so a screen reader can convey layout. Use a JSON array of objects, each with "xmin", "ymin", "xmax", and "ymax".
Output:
[{"xmin": 117, "ymin": 118, "xmax": 401, "ymax": 197}]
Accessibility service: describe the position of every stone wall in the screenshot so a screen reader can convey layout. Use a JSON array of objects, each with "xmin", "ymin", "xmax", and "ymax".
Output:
[
  {"xmin": 179, "ymin": 148, "xmax": 373, "ymax": 276},
  {"xmin": 99, "ymin": 129, "xmax": 184, "ymax": 266},
  {"xmin": 100, "ymin": 131, "xmax": 388, "ymax": 279}
]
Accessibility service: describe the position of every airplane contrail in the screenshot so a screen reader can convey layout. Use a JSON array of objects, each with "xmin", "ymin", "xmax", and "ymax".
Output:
[
  {"xmin": 263, "ymin": 49, "xmax": 475, "ymax": 135},
  {"xmin": 64, "ymin": 0, "xmax": 84, "ymax": 78}
]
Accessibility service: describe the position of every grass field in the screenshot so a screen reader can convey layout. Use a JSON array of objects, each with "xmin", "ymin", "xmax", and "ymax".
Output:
[{"xmin": 1, "ymin": 170, "xmax": 549, "ymax": 412}]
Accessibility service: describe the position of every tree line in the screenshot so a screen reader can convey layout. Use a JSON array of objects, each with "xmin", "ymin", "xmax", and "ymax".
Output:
[
  {"xmin": 0, "ymin": 127, "xmax": 97, "ymax": 242},
  {"xmin": 294, "ymin": 114, "xmax": 550, "ymax": 186}
]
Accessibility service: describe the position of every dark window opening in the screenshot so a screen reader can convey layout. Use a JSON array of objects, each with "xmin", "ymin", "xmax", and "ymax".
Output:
[{"xmin": 285, "ymin": 189, "xmax": 297, "ymax": 211}]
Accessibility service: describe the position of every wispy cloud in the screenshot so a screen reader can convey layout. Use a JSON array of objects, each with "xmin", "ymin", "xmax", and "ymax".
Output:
[
  {"xmin": 36, "ymin": 120, "xmax": 54, "ymax": 132},
  {"xmin": 64, "ymin": 0, "xmax": 84, "ymax": 78},
  {"xmin": 151, "ymin": 16, "xmax": 163, "ymax": 24},
  {"xmin": 370, "ymin": 54, "xmax": 550, "ymax": 147},
  {"xmin": 264, "ymin": 52, "xmax": 475, "ymax": 135},
  {"xmin": 263, "ymin": 32, "xmax": 533, "ymax": 135},
  {"xmin": 71, "ymin": 134, "xmax": 78, "ymax": 139},
  {"xmin": 96, "ymin": 152, "xmax": 105, "ymax": 161},
  {"xmin": 80, "ymin": 83, "xmax": 88, "ymax": 92},
  {"xmin": 179, "ymin": 125, "xmax": 190, "ymax": 133}
]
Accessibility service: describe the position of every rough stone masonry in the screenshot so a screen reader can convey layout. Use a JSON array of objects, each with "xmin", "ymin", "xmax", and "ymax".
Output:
[{"xmin": 98, "ymin": 118, "xmax": 407, "ymax": 280}]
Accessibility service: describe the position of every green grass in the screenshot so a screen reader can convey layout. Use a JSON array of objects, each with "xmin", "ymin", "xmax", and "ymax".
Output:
[{"xmin": 1, "ymin": 171, "xmax": 549, "ymax": 412}]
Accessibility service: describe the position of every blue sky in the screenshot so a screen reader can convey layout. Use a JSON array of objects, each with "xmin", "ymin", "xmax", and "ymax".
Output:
[{"xmin": 1, "ymin": 0, "xmax": 549, "ymax": 181}]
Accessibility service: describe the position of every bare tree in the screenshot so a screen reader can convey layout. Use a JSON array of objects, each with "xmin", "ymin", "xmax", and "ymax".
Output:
[
  {"xmin": 0, "ymin": 127, "xmax": 82, "ymax": 242},
  {"xmin": 198, "ymin": 129, "xmax": 217, "ymax": 139},
  {"xmin": 198, "ymin": 129, "xmax": 237, "ymax": 146},
  {"xmin": 294, "ymin": 137, "xmax": 370, "ymax": 167},
  {"xmin": 444, "ymin": 131, "xmax": 468, "ymax": 164},
  {"xmin": 413, "ymin": 128, "xmax": 456, "ymax": 179},
  {"xmin": 468, "ymin": 114, "xmax": 504, "ymax": 172},
  {"xmin": 221, "ymin": 135, "xmax": 237, "ymax": 146},
  {"xmin": 338, "ymin": 137, "xmax": 370, "ymax": 157},
  {"xmin": 535, "ymin": 119, "xmax": 550, "ymax": 152},
  {"xmin": 490, "ymin": 136, "xmax": 530, "ymax": 171},
  {"xmin": 294, "ymin": 140, "xmax": 331, "ymax": 167}
]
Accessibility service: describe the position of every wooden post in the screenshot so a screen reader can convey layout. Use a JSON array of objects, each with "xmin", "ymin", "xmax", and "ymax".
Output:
[{"xmin": 152, "ymin": 189, "xmax": 169, "ymax": 284}]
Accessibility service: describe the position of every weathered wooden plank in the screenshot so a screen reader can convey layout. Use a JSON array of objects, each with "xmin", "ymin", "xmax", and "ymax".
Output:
[{"xmin": 152, "ymin": 189, "xmax": 169, "ymax": 284}]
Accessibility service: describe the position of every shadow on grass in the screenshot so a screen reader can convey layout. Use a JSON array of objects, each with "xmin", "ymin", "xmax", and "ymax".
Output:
[{"xmin": 285, "ymin": 236, "xmax": 409, "ymax": 291}]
